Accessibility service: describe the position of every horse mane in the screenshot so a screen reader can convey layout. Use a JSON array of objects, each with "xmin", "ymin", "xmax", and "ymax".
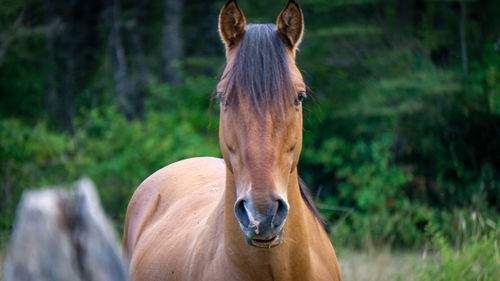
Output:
[
  {"xmin": 218, "ymin": 24, "xmax": 296, "ymax": 118},
  {"xmin": 298, "ymin": 176, "xmax": 327, "ymax": 229}
]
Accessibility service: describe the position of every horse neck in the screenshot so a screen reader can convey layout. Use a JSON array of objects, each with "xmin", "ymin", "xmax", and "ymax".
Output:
[{"xmin": 222, "ymin": 168, "xmax": 313, "ymax": 280}]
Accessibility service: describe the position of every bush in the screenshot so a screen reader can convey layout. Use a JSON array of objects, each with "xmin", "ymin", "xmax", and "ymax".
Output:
[
  {"xmin": 0, "ymin": 78, "xmax": 220, "ymax": 237},
  {"xmin": 414, "ymin": 232, "xmax": 500, "ymax": 280}
]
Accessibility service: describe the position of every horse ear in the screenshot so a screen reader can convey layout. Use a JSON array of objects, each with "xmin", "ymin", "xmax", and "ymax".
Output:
[
  {"xmin": 276, "ymin": 0, "xmax": 304, "ymax": 50},
  {"xmin": 219, "ymin": 0, "xmax": 246, "ymax": 48}
]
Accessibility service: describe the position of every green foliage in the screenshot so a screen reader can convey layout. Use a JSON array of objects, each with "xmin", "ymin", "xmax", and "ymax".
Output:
[
  {"xmin": 295, "ymin": 0, "xmax": 500, "ymax": 250},
  {"xmin": 305, "ymin": 133, "xmax": 433, "ymax": 248},
  {"xmin": 73, "ymin": 107, "xmax": 219, "ymax": 224},
  {"xmin": 0, "ymin": 119, "xmax": 72, "ymax": 236},
  {"xmin": 0, "ymin": 77, "xmax": 220, "ymax": 237},
  {"xmin": 0, "ymin": 0, "xmax": 499, "ymax": 254}
]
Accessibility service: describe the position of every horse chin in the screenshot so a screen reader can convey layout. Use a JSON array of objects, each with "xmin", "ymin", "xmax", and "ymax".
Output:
[
  {"xmin": 245, "ymin": 231, "xmax": 283, "ymax": 248},
  {"xmin": 249, "ymin": 236, "xmax": 282, "ymax": 248}
]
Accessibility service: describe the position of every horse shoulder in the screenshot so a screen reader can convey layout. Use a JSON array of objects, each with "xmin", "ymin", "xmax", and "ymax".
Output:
[{"xmin": 123, "ymin": 157, "xmax": 226, "ymax": 261}]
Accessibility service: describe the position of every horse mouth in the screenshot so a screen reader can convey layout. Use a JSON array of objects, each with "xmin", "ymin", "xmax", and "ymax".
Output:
[{"xmin": 250, "ymin": 235, "xmax": 280, "ymax": 248}]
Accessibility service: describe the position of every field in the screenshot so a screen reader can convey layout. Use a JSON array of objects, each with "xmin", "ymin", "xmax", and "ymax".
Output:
[{"xmin": 339, "ymin": 248, "xmax": 420, "ymax": 281}]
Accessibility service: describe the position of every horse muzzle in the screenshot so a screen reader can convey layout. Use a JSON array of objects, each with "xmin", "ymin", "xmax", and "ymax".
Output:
[{"xmin": 234, "ymin": 198, "xmax": 289, "ymax": 248}]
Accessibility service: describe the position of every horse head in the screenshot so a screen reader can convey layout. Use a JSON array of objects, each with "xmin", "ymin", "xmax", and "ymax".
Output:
[{"xmin": 217, "ymin": 0, "xmax": 306, "ymax": 248}]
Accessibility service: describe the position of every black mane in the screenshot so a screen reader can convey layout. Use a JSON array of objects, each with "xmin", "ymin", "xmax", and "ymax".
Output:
[{"xmin": 299, "ymin": 177, "xmax": 327, "ymax": 229}]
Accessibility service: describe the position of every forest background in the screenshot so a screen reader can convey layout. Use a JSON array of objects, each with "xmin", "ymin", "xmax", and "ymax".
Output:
[{"xmin": 0, "ymin": 0, "xmax": 499, "ymax": 279}]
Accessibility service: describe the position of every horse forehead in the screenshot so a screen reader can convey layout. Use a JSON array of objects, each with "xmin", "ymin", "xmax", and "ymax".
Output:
[
  {"xmin": 227, "ymin": 113, "xmax": 297, "ymax": 154},
  {"xmin": 233, "ymin": 104, "xmax": 294, "ymax": 130}
]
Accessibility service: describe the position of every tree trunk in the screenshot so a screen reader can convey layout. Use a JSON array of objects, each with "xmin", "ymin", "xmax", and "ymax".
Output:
[
  {"xmin": 43, "ymin": 0, "xmax": 58, "ymax": 122},
  {"xmin": 58, "ymin": 1, "xmax": 76, "ymax": 132},
  {"xmin": 129, "ymin": 1, "xmax": 149, "ymax": 119},
  {"xmin": 0, "ymin": 10, "xmax": 24, "ymax": 66},
  {"xmin": 2, "ymin": 178, "xmax": 129, "ymax": 281},
  {"xmin": 109, "ymin": 0, "xmax": 135, "ymax": 120},
  {"xmin": 59, "ymin": 46, "xmax": 75, "ymax": 131},
  {"xmin": 459, "ymin": 0, "xmax": 468, "ymax": 78},
  {"xmin": 162, "ymin": 0, "xmax": 183, "ymax": 84}
]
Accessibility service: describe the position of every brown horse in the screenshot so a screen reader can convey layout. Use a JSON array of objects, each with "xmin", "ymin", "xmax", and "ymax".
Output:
[{"xmin": 123, "ymin": 1, "xmax": 343, "ymax": 280}]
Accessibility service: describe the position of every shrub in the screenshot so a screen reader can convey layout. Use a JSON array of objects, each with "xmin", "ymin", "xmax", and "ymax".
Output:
[
  {"xmin": 0, "ymin": 78, "xmax": 220, "ymax": 237},
  {"xmin": 414, "ymin": 232, "xmax": 500, "ymax": 280}
]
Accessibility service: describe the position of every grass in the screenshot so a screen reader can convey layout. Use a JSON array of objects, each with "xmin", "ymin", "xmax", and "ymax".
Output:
[
  {"xmin": 338, "ymin": 247, "xmax": 420, "ymax": 281},
  {"xmin": 337, "ymin": 232, "xmax": 499, "ymax": 281}
]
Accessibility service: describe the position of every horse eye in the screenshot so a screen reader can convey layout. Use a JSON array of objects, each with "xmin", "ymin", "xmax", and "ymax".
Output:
[
  {"xmin": 295, "ymin": 91, "xmax": 307, "ymax": 106},
  {"xmin": 216, "ymin": 93, "xmax": 229, "ymax": 107}
]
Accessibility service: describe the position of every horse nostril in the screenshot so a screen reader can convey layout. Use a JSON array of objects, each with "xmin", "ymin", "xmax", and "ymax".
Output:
[
  {"xmin": 234, "ymin": 199, "xmax": 250, "ymax": 227},
  {"xmin": 272, "ymin": 199, "xmax": 289, "ymax": 227}
]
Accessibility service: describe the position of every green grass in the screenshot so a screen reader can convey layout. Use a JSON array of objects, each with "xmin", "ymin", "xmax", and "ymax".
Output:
[{"xmin": 413, "ymin": 234, "xmax": 500, "ymax": 281}]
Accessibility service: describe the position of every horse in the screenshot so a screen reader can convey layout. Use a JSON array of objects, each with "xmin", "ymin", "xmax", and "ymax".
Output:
[{"xmin": 123, "ymin": 1, "xmax": 343, "ymax": 280}]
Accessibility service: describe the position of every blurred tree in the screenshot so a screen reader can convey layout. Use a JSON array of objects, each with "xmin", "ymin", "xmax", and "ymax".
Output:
[
  {"xmin": 162, "ymin": 0, "xmax": 183, "ymax": 84},
  {"xmin": 107, "ymin": 0, "xmax": 135, "ymax": 120},
  {"xmin": 127, "ymin": 0, "xmax": 149, "ymax": 119},
  {"xmin": 43, "ymin": 0, "xmax": 57, "ymax": 121}
]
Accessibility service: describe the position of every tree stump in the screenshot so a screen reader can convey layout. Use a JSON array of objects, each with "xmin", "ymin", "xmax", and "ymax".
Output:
[{"xmin": 1, "ymin": 178, "xmax": 128, "ymax": 281}]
